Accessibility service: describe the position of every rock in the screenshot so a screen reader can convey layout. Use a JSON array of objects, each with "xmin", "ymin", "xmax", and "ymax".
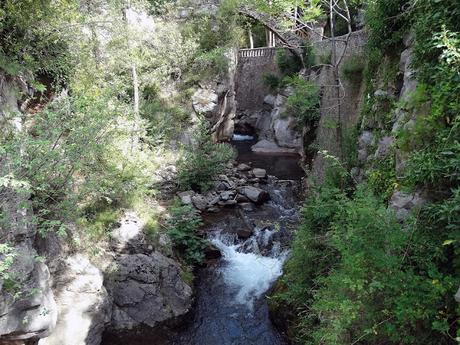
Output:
[
  {"xmin": 252, "ymin": 168, "xmax": 267, "ymax": 179},
  {"xmin": 236, "ymin": 228, "xmax": 253, "ymax": 239},
  {"xmin": 251, "ymin": 139, "xmax": 297, "ymax": 154},
  {"xmin": 374, "ymin": 136, "xmax": 394, "ymax": 158},
  {"xmin": 389, "ymin": 191, "xmax": 425, "ymax": 221},
  {"xmin": 38, "ymin": 256, "xmax": 111, "ymax": 345},
  {"xmin": 239, "ymin": 203, "xmax": 255, "ymax": 212},
  {"xmin": 111, "ymin": 212, "xmax": 145, "ymax": 253},
  {"xmin": 237, "ymin": 163, "xmax": 251, "ymax": 171},
  {"xmin": 238, "ymin": 186, "xmax": 270, "ymax": 204},
  {"xmin": 219, "ymin": 190, "xmax": 235, "ymax": 201},
  {"xmin": 399, "ymin": 48, "xmax": 417, "ymax": 100},
  {"xmin": 191, "ymin": 194, "xmax": 207, "ymax": 211},
  {"xmin": 204, "ymin": 244, "xmax": 222, "ymax": 260},
  {"xmin": 358, "ymin": 131, "xmax": 374, "ymax": 148},
  {"xmin": 455, "ymin": 286, "xmax": 460, "ymax": 303},
  {"xmin": 374, "ymin": 89, "xmax": 391, "ymax": 99},
  {"xmin": 191, "ymin": 88, "xmax": 218, "ymax": 116},
  {"xmin": 273, "ymin": 117, "xmax": 302, "ymax": 149},
  {"xmin": 263, "ymin": 94, "xmax": 276, "ymax": 107},
  {"xmin": 357, "ymin": 148, "xmax": 368, "ymax": 164},
  {"xmin": 235, "ymin": 194, "xmax": 249, "ymax": 203},
  {"xmin": 178, "ymin": 191, "xmax": 194, "ymax": 205},
  {"xmin": 218, "ymin": 199, "xmax": 237, "ymax": 207},
  {"xmin": 106, "ymin": 252, "xmax": 192, "ymax": 331},
  {"xmin": 0, "ymin": 188, "xmax": 57, "ymax": 343}
]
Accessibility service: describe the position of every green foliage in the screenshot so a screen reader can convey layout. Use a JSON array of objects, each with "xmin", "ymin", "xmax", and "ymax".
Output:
[
  {"xmin": 177, "ymin": 119, "xmax": 235, "ymax": 192},
  {"xmin": 263, "ymin": 73, "xmax": 281, "ymax": 91},
  {"xmin": 341, "ymin": 55, "xmax": 365, "ymax": 82},
  {"xmin": 0, "ymin": 243, "xmax": 17, "ymax": 293},
  {"xmin": 276, "ymin": 49, "xmax": 302, "ymax": 76},
  {"xmin": 284, "ymin": 76, "xmax": 320, "ymax": 125},
  {"xmin": 367, "ymin": 154, "xmax": 397, "ymax": 201},
  {"xmin": 167, "ymin": 202, "xmax": 206, "ymax": 265},
  {"xmin": 275, "ymin": 183, "xmax": 459, "ymax": 344}
]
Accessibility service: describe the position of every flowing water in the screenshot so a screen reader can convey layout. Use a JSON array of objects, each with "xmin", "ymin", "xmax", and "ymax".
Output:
[{"xmin": 173, "ymin": 137, "xmax": 302, "ymax": 345}]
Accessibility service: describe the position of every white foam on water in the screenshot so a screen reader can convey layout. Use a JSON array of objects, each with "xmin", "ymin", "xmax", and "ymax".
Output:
[
  {"xmin": 232, "ymin": 134, "xmax": 254, "ymax": 141},
  {"xmin": 211, "ymin": 232, "xmax": 287, "ymax": 308}
]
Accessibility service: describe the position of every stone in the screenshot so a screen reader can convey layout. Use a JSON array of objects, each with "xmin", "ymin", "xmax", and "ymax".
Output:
[
  {"xmin": 191, "ymin": 194, "xmax": 207, "ymax": 211},
  {"xmin": 399, "ymin": 48, "xmax": 417, "ymax": 101},
  {"xmin": 389, "ymin": 191, "xmax": 425, "ymax": 221},
  {"xmin": 374, "ymin": 136, "xmax": 394, "ymax": 158},
  {"xmin": 111, "ymin": 211, "xmax": 145, "ymax": 253},
  {"xmin": 235, "ymin": 194, "xmax": 249, "ymax": 203},
  {"xmin": 191, "ymin": 88, "xmax": 218, "ymax": 116},
  {"xmin": 455, "ymin": 286, "xmax": 460, "ymax": 303},
  {"xmin": 219, "ymin": 190, "xmax": 235, "ymax": 201},
  {"xmin": 38, "ymin": 255, "xmax": 111, "ymax": 345},
  {"xmin": 106, "ymin": 252, "xmax": 192, "ymax": 331},
  {"xmin": 218, "ymin": 199, "xmax": 237, "ymax": 207},
  {"xmin": 357, "ymin": 148, "xmax": 368, "ymax": 164},
  {"xmin": 273, "ymin": 117, "xmax": 302, "ymax": 149},
  {"xmin": 238, "ymin": 186, "xmax": 270, "ymax": 204},
  {"xmin": 204, "ymin": 244, "xmax": 222, "ymax": 260},
  {"xmin": 263, "ymin": 94, "xmax": 276, "ymax": 107},
  {"xmin": 239, "ymin": 202, "xmax": 255, "ymax": 212},
  {"xmin": 251, "ymin": 139, "xmax": 297, "ymax": 154},
  {"xmin": 178, "ymin": 191, "xmax": 194, "ymax": 205},
  {"xmin": 237, "ymin": 163, "xmax": 251, "ymax": 171},
  {"xmin": 236, "ymin": 228, "xmax": 253, "ymax": 239},
  {"xmin": 252, "ymin": 169, "xmax": 266, "ymax": 179},
  {"xmin": 358, "ymin": 131, "xmax": 374, "ymax": 148}
]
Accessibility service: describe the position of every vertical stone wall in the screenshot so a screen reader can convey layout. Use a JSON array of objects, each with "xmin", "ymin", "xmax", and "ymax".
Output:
[
  {"xmin": 235, "ymin": 49, "xmax": 280, "ymax": 112},
  {"xmin": 309, "ymin": 30, "xmax": 368, "ymax": 183}
]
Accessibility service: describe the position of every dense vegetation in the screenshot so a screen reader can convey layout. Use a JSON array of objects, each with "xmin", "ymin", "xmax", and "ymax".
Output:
[{"xmin": 271, "ymin": 0, "xmax": 460, "ymax": 344}]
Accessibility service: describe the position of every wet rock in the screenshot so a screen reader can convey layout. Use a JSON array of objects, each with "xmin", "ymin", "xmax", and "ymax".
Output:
[
  {"xmin": 235, "ymin": 194, "xmax": 249, "ymax": 203},
  {"xmin": 238, "ymin": 186, "xmax": 270, "ymax": 204},
  {"xmin": 218, "ymin": 199, "xmax": 237, "ymax": 207},
  {"xmin": 38, "ymin": 255, "xmax": 111, "ymax": 345},
  {"xmin": 178, "ymin": 191, "xmax": 194, "ymax": 205},
  {"xmin": 192, "ymin": 195, "xmax": 207, "ymax": 211},
  {"xmin": 236, "ymin": 228, "xmax": 253, "ymax": 239},
  {"xmin": 252, "ymin": 168, "xmax": 267, "ymax": 179},
  {"xmin": 106, "ymin": 252, "xmax": 192, "ymax": 331},
  {"xmin": 239, "ymin": 202, "xmax": 255, "ymax": 212},
  {"xmin": 389, "ymin": 190, "xmax": 425, "ymax": 221},
  {"xmin": 204, "ymin": 244, "xmax": 222, "ymax": 260},
  {"xmin": 237, "ymin": 163, "xmax": 251, "ymax": 171}
]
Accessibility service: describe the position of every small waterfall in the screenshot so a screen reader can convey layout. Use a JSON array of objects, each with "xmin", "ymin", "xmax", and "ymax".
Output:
[
  {"xmin": 210, "ymin": 229, "xmax": 288, "ymax": 309},
  {"xmin": 232, "ymin": 133, "xmax": 255, "ymax": 141}
]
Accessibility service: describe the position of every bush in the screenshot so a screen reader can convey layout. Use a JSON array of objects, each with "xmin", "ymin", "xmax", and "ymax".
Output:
[
  {"xmin": 276, "ymin": 49, "xmax": 302, "ymax": 76},
  {"xmin": 263, "ymin": 73, "xmax": 281, "ymax": 91},
  {"xmin": 284, "ymin": 76, "xmax": 320, "ymax": 125},
  {"xmin": 177, "ymin": 118, "xmax": 235, "ymax": 192},
  {"xmin": 167, "ymin": 202, "xmax": 206, "ymax": 265},
  {"xmin": 341, "ymin": 55, "xmax": 365, "ymax": 82}
]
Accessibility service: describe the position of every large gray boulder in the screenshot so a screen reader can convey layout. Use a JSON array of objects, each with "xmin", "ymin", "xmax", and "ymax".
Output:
[
  {"xmin": 0, "ymin": 188, "xmax": 57, "ymax": 343},
  {"xmin": 38, "ymin": 255, "xmax": 111, "ymax": 345},
  {"xmin": 191, "ymin": 88, "xmax": 218, "ymax": 116},
  {"xmin": 389, "ymin": 191, "xmax": 425, "ymax": 221},
  {"xmin": 238, "ymin": 186, "xmax": 270, "ymax": 204},
  {"xmin": 106, "ymin": 252, "xmax": 192, "ymax": 331}
]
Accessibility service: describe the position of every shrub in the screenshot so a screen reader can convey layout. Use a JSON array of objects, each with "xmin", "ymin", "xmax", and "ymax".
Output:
[
  {"xmin": 276, "ymin": 49, "xmax": 302, "ymax": 76},
  {"xmin": 167, "ymin": 202, "xmax": 206, "ymax": 265},
  {"xmin": 284, "ymin": 76, "xmax": 320, "ymax": 125},
  {"xmin": 263, "ymin": 73, "xmax": 281, "ymax": 91},
  {"xmin": 177, "ymin": 118, "xmax": 235, "ymax": 192},
  {"xmin": 341, "ymin": 55, "xmax": 365, "ymax": 82}
]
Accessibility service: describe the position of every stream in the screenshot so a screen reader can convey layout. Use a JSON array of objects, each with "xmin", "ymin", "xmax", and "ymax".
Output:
[{"xmin": 172, "ymin": 136, "xmax": 303, "ymax": 345}]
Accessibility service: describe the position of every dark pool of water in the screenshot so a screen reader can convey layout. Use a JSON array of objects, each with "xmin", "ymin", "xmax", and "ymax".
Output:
[{"xmin": 231, "ymin": 139, "xmax": 305, "ymax": 180}]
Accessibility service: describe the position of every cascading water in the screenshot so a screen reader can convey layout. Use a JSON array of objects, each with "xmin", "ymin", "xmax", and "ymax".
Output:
[{"xmin": 210, "ymin": 230, "xmax": 288, "ymax": 309}]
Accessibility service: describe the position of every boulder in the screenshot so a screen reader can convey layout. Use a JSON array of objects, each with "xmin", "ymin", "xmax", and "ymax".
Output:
[
  {"xmin": 237, "ymin": 163, "xmax": 251, "ymax": 171},
  {"xmin": 358, "ymin": 131, "xmax": 374, "ymax": 148},
  {"xmin": 177, "ymin": 191, "xmax": 194, "ymax": 205},
  {"xmin": 191, "ymin": 194, "xmax": 207, "ymax": 211},
  {"xmin": 263, "ymin": 94, "xmax": 276, "ymax": 107},
  {"xmin": 389, "ymin": 191, "xmax": 425, "ymax": 221},
  {"xmin": 252, "ymin": 168, "xmax": 266, "ymax": 179},
  {"xmin": 106, "ymin": 252, "xmax": 192, "ymax": 331},
  {"xmin": 191, "ymin": 88, "xmax": 218, "ymax": 116},
  {"xmin": 374, "ymin": 136, "xmax": 394, "ymax": 159},
  {"xmin": 251, "ymin": 140, "xmax": 297, "ymax": 154},
  {"xmin": 111, "ymin": 212, "xmax": 145, "ymax": 253},
  {"xmin": 204, "ymin": 244, "xmax": 222, "ymax": 260},
  {"xmin": 238, "ymin": 186, "xmax": 270, "ymax": 204},
  {"xmin": 236, "ymin": 228, "xmax": 253, "ymax": 239},
  {"xmin": 273, "ymin": 117, "xmax": 302, "ymax": 149},
  {"xmin": 38, "ymin": 256, "xmax": 111, "ymax": 345},
  {"xmin": 219, "ymin": 190, "xmax": 235, "ymax": 201}
]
